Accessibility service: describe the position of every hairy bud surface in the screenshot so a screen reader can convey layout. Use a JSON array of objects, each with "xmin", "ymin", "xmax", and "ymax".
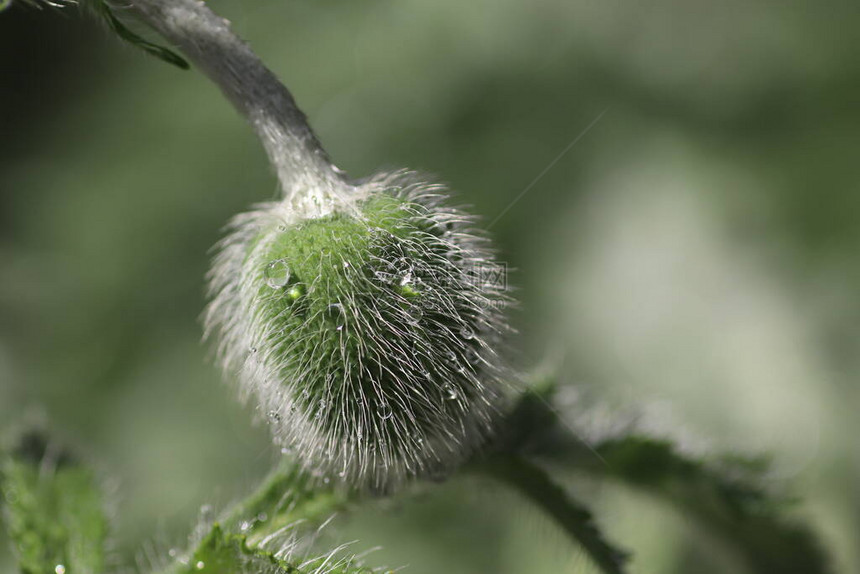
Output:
[{"xmin": 205, "ymin": 170, "xmax": 511, "ymax": 489}]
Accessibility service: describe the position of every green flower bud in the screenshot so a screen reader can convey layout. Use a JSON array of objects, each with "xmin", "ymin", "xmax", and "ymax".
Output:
[{"xmin": 205, "ymin": 170, "xmax": 511, "ymax": 490}]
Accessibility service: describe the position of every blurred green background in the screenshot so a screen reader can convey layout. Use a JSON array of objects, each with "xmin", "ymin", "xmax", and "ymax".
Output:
[{"xmin": 1, "ymin": 1, "xmax": 858, "ymax": 572}]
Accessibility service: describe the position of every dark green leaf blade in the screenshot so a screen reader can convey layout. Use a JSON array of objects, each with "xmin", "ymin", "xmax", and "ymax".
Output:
[
  {"xmin": 592, "ymin": 436, "xmax": 832, "ymax": 574},
  {"xmin": 499, "ymin": 384, "xmax": 832, "ymax": 573},
  {"xmin": 167, "ymin": 522, "xmax": 383, "ymax": 574}
]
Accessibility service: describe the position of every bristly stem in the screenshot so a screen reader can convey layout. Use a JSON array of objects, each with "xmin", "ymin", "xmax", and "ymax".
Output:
[
  {"xmin": 128, "ymin": 0, "xmax": 344, "ymax": 196},
  {"xmin": 476, "ymin": 454, "xmax": 630, "ymax": 574}
]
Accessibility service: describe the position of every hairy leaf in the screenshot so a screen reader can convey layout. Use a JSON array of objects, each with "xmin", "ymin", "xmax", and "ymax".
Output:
[
  {"xmin": 168, "ymin": 523, "xmax": 382, "ymax": 574},
  {"xmin": 592, "ymin": 436, "xmax": 831, "ymax": 574},
  {"xmin": 220, "ymin": 463, "xmax": 350, "ymax": 547},
  {"xmin": 503, "ymin": 385, "xmax": 832, "ymax": 574}
]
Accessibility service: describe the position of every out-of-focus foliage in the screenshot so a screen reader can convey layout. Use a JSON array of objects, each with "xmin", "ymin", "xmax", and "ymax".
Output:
[
  {"xmin": 0, "ymin": 433, "xmax": 108, "ymax": 574},
  {"xmin": 0, "ymin": 0, "xmax": 857, "ymax": 572}
]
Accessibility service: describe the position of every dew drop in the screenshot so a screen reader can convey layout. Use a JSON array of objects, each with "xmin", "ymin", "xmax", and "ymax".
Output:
[
  {"xmin": 277, "ymin": 224, "xmax": 287, "ymax": 231},
  {"xmin": 280, "ymin": 446, "xmax": 292, "ymax": 455},
  {"xmin": 286, "ymin": 283, "xmax": 305, "ymax": 302},
  {"xmin": 376, "ymin": 401, "xmax": 393, "ymax": 420},
  {"xmin": 195, "ymin": 561, "xmax": 205, "ymax": 570},
  {"xmin": 240, "ymin": 520, "xmax": 252, "ymax": 532},
  {"xmin": 256, "ymin": 512, "xmax": 268, "ymax": 522},
  {"xmin": 264, "ymin": 258, "xmax": 291, "ymax": 288},
  {"xmin": 55, "ymin": 566, "xmax": 66, "ymax": 574},
  {"xmin": 459, "ymin": 326, "xmax": 474, "ymax": 340},
  {"xmin": 408, "ymin": 302, "xmax": 424, "ymax": 322},
  {"xmin": 267, "ymin": 410, "xmax": 282, "ymax": 423},
  {"xmin": 398, "ymin": 272, "xmax": 420, "ymax": 298}
]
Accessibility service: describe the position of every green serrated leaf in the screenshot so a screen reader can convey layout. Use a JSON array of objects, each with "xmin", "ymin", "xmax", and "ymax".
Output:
[
  {"xmin": 497, "ymin": 384, "xmax": 833, "ymax": 573},
  {"xmin": 173, "ymin": 523, "xmax": 380, "ymax": 574},
  {"xmin": 180, "ymin": 524, "xmax": 286, "ymax": 574},
  {"xmin": 156, "ymin": 463, "xmax": 357, "ymax": 574},
  {"xmin": 220, "ymin": 462, "xmax": 349, "ymax": 547},
  {"xmin": 1, "ymin": 432, "xmax": 108, "ymax": 574},
  {"xmin": 592, "ymin": 436, "xmax": 832, "ymax": 574}
]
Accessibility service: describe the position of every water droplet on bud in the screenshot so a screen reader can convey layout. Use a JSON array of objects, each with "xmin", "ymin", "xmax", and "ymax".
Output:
[
  {"xmin": 264, "ymin": 258, "xmax": 291, "ymax": 288},
  {"xmin": 398, "ymin": 271, "xmax": 421, "ymax": 298},
  {"xmin": 286, "ymin": 283, "xmax": 305, "ymax": 302},
  {"xmin": 376, "ymin": 401, "xmax": 393, "ymax": 420}
]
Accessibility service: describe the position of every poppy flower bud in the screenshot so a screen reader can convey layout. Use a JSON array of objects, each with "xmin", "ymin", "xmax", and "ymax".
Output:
[{"xmin": 205, "ymin": 170, "xmax": 511, "ymax": 490}]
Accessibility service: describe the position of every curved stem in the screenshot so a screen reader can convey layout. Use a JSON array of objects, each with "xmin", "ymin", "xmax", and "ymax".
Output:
[
  {"xmin": 128, "ymin": 0, "xmax": 343, "ymax": 196},
  {"xmin": 476, "ymin": 454, "xmax": 629, "ymax": 574}
]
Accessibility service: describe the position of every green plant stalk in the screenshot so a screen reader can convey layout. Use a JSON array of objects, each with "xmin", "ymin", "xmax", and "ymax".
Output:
[{"xmin": 128, "ymin": 0, "xmax": 341, "ymax": 196}]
